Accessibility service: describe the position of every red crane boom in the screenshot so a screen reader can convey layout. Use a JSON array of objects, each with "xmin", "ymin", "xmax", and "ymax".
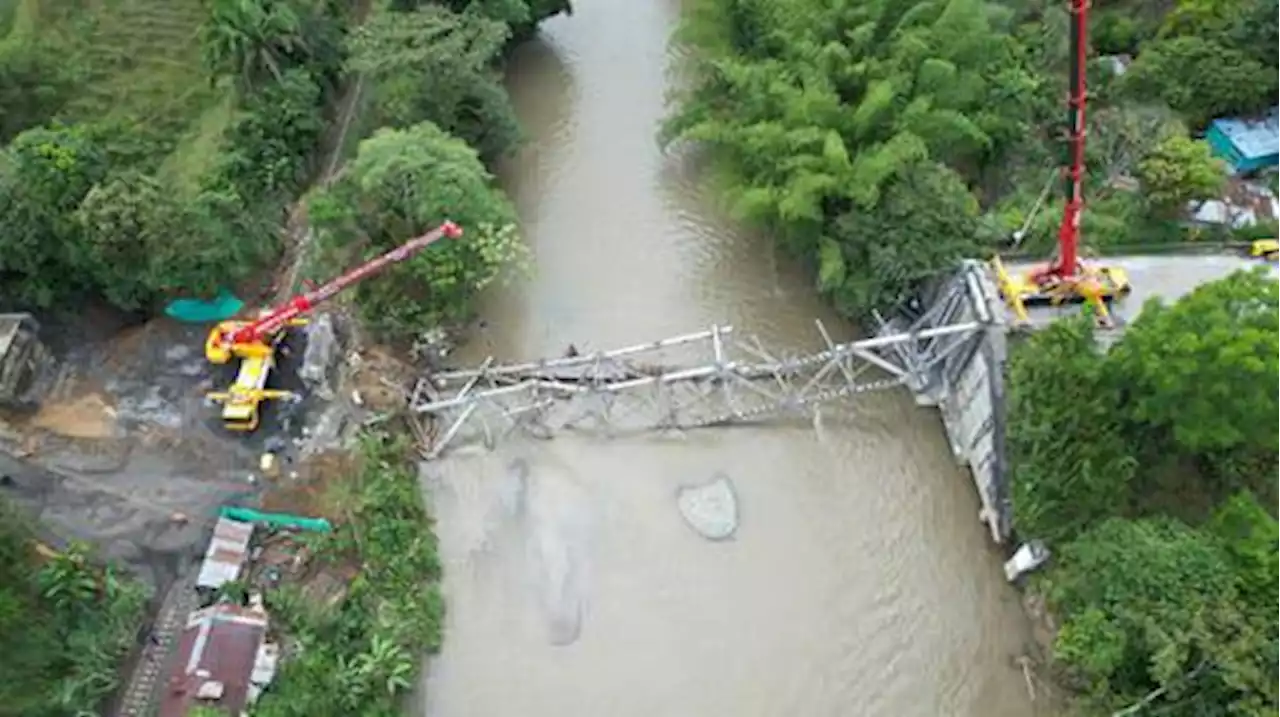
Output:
[
  {"xmin": 991, "ymin": 0, "xmax": 1129, "ymax": 326},
  {"xmin": 222, "ymin": 220, "xmax": 463, "ymax": 348},
  {"xmin": 1032, "ymin": 0, "xmax": 1089, "ymax": 284}
]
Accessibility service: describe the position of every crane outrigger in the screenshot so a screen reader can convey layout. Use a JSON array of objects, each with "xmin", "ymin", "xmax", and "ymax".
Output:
[
  {"xmin": 205, "ymin": 220, "xmax": 463, "ymax": 431},
  {"xmin": 992, "ymin": 0, "xmax": 1131, "ymax": 325}
]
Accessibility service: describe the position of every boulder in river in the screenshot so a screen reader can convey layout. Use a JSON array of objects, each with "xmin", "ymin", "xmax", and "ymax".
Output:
[{"xmin": 677, "ymin": 472, "xmax": 739, "ymax": 541}]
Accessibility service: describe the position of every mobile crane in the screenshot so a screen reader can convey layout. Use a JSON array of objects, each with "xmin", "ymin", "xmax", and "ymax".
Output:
[
  {"xmin": 205, "ymin": 220, "xmax": 463, "ymax": 432},
  {"xmin": 991, "ymin": 0, "xmax": 1132, "ymax": 325}
]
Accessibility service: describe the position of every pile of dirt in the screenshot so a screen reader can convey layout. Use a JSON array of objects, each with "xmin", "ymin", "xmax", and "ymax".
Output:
[
  {"xmin": 29, "ymin": 392, "xmax": 119, "ymax": 440},
  {"xmin": 300, "ymin": 563, "xmax": 359, "ymax": 608},
  {"xmin": 349, "ymin": 347, "xmax": 415, "ymax": 413},
  {"xmin": 259, "ymin": 450, "xmax": 359, "ymax": 522}
]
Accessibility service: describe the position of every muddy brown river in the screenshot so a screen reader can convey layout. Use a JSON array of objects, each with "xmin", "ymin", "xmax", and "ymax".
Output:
[{"xmin": 417, "ymin": 2, "xmax": 1045, "ymax": 715}]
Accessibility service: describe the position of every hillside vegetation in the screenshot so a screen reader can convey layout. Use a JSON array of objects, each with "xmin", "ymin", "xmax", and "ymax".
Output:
[
  {"xmin": 1007, "ymin": 270, "xmax": 1277, "ymax": 715},
  {"xmin": 0, "ymin": 0, "xmax": 569, "ymax": 713},
  {"xmin": 0, "ymin": 0, "xmax": 221, "ymax": 148},
  {"xmin": 0, "ymin": 0, "xmax": 550, "ymax": 343},
  {"xmin": 665, "ymin": 0, "xmax": 1276, "ymax": 319},
  {"xmin": 0, "ymin": 0, "xmax": 354, "ymax": 311},
  {"xmin": 0, "ymin": 497, "xmax": 147, "ymax": 717}
]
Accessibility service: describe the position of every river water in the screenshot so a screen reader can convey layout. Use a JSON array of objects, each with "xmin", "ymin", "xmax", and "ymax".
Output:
[{"xmin": 417, "ymin": 1, "xmax": 1045, "ymax": 715}]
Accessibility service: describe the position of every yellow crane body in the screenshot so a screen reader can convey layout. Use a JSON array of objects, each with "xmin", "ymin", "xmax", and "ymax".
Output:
[
  {"xmin": 204, "ymin": 315, "xmax": 306, "ymax": 432},
  {"xmin": 991, "ymin": 256, "xmax": 1131, "ymax": 325}
]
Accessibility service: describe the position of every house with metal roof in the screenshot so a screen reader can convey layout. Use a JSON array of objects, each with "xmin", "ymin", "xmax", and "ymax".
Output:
[
  {"xmin": 1205, "ymin": 109, "xmax": 1280, "ymax": 174},
  {"xmin": 157, "ymin": 600, "xmax": 279, "ymax": 717}
]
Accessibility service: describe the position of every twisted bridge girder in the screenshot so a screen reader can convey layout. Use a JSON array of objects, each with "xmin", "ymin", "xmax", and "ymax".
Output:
[{"xmin": 408, "ymin": 264, "xmax": 1000, "ymax": 459}]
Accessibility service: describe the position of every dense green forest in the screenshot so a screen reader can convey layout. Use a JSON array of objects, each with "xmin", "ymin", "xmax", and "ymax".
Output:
[
  {"xmin": 0, "ymin": 0, "xmax": 555, "ymax": 340},
  {"xmin": 0, "ymin": 498, "xmax": 148, "ymax": 717},
  {"xmin": 0, "ymin": 0, "xmax": 345, "ymax": 311},
  {"xmin": 664, "ymin": 0, "xmax": 1277, "ymax": 318},
  {"xmin": 1007, "ymin": 269, "xmax": 1278, "ymax": 715}
]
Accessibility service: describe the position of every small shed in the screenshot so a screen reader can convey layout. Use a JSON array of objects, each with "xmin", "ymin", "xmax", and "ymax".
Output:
[
  {"xmin": 195, "ymin": 517, "xmax": 254, "ymax": 595},
  {"xmin": 1205, "ymin": 109, "xmax": 1280, "ymax": 174}
]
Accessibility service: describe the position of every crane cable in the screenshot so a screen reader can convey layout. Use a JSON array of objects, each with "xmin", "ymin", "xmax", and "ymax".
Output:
[{"xmin": 1011, "ymin": 169, "xmax": 1058, "ymax": 248}]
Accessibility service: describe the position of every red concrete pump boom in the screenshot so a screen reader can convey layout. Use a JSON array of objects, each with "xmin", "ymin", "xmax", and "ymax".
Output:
[{"xmin": 221, "ymin": 220, "xmax": 463, "ymax": 348}]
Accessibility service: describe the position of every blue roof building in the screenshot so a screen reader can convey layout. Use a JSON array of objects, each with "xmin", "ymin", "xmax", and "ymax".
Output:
[{"xmin": 1205, "ymin": 109, "xmax": 1279, "ymax": 174}]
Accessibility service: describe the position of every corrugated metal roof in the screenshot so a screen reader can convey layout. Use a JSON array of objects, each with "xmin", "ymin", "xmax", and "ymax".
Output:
[
  {"xmin": 196, "ymin": 517, "xmax": 254, "ymax": 590},
  {"xmin": 1211, "ymin": 110, "xmax": 1280, "ymax": 160},
  {"xmin": 158, "ymin": 603, "xmax": 270, "ymax": 717},
  {"xmin": 1189, "ymin": 178, "xmax": 1280, "ymax": 227}
]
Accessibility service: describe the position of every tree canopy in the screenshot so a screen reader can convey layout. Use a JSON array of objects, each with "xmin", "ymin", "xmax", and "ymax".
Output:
[
  {"xmin": 1006, "ymin": 271, "xmax": 1278, "ymax": 714},
  {"xmin": 1048, "ymin": 517, "xmax": 1274, "ymax": 713},
  {"xmin": 664, "ymin": 0, "xmax": 1054, "ymax": 317},
  {"xmin": 347, "ymin": 5, "xmax": 522, "ymax": 161},
  {"xmin": 1109, "ymin": 269, "xmax": 1278, "ymax": 458},
  {"xmin": 1005, "ymin": 315, "xmax": 1137, "ymax": 543},
  {"xmin": 1136, "ymin": 131, "xmax": 1228, "ymax": 216},
  {"xmin": 1122, "ymin": 36, "xmax": 1274, "ymax": 130},
  {"xmin": 311, "ymin": 122, "xmax": 528, "ymax": 340},
  {"xmin": 0, "ymin": 498, "xmax": 147, "ymax": 717}
]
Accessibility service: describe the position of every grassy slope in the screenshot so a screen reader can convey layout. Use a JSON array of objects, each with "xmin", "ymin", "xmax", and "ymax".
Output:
[{"xmin": 6, "ymin": 0, "xmax": 234, "ymax": 185}]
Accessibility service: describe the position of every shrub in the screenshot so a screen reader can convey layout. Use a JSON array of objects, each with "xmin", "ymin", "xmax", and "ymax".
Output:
[{"xmin": 252, "ymin": 431, "xmax": 445, "ymax": 717}]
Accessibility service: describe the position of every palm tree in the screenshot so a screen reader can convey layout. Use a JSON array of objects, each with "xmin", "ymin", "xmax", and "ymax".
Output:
[
  {"xmin": 353, "ymin": 634, "xmax": 416, "ymax": 697},
  {"xmin": 199, "ymin": 0, "xmax": 306, "ymax": 89}
]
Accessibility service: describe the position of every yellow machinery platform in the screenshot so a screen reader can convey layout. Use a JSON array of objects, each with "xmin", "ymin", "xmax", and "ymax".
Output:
[
  {"xmin": 1249, "ymin": 239, "xmax": 1278, "ymax": 260},
  {"xmin": 991, "ymin": 256, "xmax": 1131, "ymax": 326},
  {"xmin": 204, "ymin": 315, "xmax": 304, "ymax": 432}
]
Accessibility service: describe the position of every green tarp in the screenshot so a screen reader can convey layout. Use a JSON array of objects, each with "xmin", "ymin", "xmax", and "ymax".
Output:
[
  {"xmin": 164, "ymin": 288, "xmax": 245, "ymax": 323},
  {"xmin": 219, "ymin": 506, "xmax": 333, "ymax": 533}
]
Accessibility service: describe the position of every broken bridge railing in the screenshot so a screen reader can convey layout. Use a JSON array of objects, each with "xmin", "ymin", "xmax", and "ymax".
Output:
[{"xmin": 408, "ymin": 314, "xmax": 986, "ymax": 458}]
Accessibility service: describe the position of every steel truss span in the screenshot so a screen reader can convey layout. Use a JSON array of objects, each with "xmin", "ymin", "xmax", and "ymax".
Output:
[{"xmin": 410, "ymin": 269, "xmax": 989, "ymax": 458}]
